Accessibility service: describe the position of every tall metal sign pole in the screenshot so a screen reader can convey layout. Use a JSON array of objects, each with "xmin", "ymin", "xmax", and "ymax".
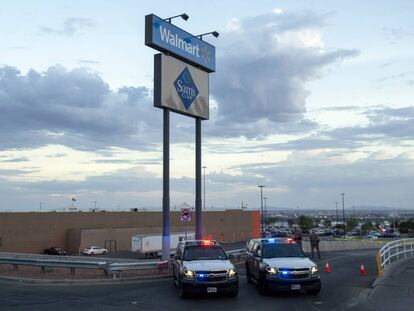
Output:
[
  {"xmin": 162, "ymin": 108, "xmax": 170, "ymax": 260},
  {"xmin": 195, "ymin": 118, "xmax": 202, "ymax": 239},
  {"xmin": 145, "ymin": 14, "xmax": 217, "ymax": 259}
]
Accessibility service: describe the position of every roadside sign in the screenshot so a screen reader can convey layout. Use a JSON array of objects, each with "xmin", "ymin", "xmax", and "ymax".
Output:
[
  {"xmin": 180, "ymin": 208, "xmax": 192, "ymax": 222},
  {"xmin": 145, "ymin": 14, "xmax": 216, "ymax": 73}
]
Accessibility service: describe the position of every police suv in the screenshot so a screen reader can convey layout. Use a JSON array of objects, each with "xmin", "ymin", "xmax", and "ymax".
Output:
[
  {"xmin": 245, "ymin": 238, "xmax": 321, "ymax": 295},
  {"xmin": 172, "ymin": 240, "xmax": 238, "ymax": 298}
]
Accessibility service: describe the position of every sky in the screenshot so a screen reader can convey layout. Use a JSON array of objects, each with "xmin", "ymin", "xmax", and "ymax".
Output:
[{"xmin": 0, "ymin": 0, "xmax": 413, "ymax": 212}]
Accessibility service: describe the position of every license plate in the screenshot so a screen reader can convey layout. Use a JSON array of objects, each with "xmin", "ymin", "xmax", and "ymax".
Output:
[
  {"xmin": 207, "ymin": 287, "xmax": 217, "ymax": 293},
  {"xmin": 291, "ymin": 284, "xmax": 301, "ymax": 290}
]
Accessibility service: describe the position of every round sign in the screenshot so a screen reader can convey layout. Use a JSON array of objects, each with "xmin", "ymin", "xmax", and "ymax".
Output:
[{"xmin": 180, "ymin": 208, "xmax": 192, "ymax": 222}]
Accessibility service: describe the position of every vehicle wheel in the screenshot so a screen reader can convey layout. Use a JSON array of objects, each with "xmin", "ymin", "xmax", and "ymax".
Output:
[
  {"xmin": 258, "ymin": 276, "xmax": 269, "ymax": 296},
  {"xmin": 228, "ymin": 287, "xmax": 238, "ymax": 298},
  {"xmin": 246, "ymin": 265, "xmax": 253, "ymax": 284},
  {"xmin": 306, "ymin": 284, "xmax": 321, "ymax": 295},
  {"xmin": 90, "ymin": 252, "xmax": 94, "ymax": 255},
  {"xmin": 103, "ymin": 251, "xmax": 107, "ymax": 254}
]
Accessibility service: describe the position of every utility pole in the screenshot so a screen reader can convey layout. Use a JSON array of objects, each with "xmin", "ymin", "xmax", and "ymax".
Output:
[
  {"xmin": 258, "ymin": 185, "xmax": 265, "ymax": 238},
  {"xmin": 264, "ymin": 197, "xmax": 267, "ymax": 229},
  {"xmin": 341, "ymin": 193, "xmax": 346, "ymax": 234}
]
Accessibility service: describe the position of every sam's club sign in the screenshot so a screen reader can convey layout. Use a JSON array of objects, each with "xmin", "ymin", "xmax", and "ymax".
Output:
[
  {"xmin": 145, "ymin": 14, "xmax": 215, "ymax": 73},
  {"xmin": 154, "ymin": 54, "xmax": 209, "ymax": 120}
]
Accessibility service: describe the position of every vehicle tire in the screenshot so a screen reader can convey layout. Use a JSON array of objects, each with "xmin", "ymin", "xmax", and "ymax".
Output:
[
  {"xmin": 228, "ymin": 287, "xmax": 238, "ymax": 298},
  {"xmin": 90, "ymin": 252, "xmax": 94, "ymax": 255},
  {"xmin": 306, "ymin": 284, "xmax": 321, "ymax": 295},
  {"xmin": 103, "ymin": 251, "xmax": 107, "ymax": 254},
  {"xmin": 258, "ymin": 276, "xmax": 269, "ymax": 296},
  {"xmin": 246, "ymin": 265, "xmax": 253, "ymax": 284}
]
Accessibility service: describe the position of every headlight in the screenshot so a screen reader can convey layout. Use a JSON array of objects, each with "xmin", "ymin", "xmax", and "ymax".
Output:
[
  {"xmin": 228, "ymin": 268, "xmax": 237, "ymax": 279},
  {"xmin": 183, "ymin": 269, "xmax": 194, "ymax": 279},
  {"xmin": 311, "ymin": 266, "xmax": 319, "ymax": 276},
  {"xmin": 266, "ymin": 267, "xmax": 278, "ymax": 275}
]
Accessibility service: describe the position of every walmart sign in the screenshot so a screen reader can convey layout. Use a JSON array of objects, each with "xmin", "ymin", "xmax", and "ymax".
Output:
[{"xmin": 145, "ymin": 14, "xmax": 216, "ymax": 73}]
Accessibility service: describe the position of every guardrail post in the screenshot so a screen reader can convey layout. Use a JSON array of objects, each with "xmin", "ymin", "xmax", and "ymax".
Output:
[
  {"xmin": 376, "ymin": 250, "xmax": 383, "ymax": 278},
  {"xmin": 13, "ymin": 264, "xmax": 18, "ymax": 272}
]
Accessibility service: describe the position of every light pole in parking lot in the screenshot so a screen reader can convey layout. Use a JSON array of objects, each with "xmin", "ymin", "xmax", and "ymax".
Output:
[
  {"xmin": 335, "ymin": 201, "xmax": 339, "ymax": 225},
  {"xmin": 258, "ymin": 185, "xmax": 265, "ymax": 238},
  {"xmin": 264, "ymin": 197, "xmax": 267, "ymax": 230}
]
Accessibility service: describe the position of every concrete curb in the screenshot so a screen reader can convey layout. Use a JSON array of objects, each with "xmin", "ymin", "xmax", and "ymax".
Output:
[{"xmin": 0, "ymin": 273, "xmax": 172, "ymax": 285}]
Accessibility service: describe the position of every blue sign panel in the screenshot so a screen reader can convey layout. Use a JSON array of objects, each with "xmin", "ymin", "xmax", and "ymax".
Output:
[
  {"xmin": 145, "ymin": 14, "xmax": 216, "ymax": 73},
  {"xmin": 174, "ymin": 67, "xmax": 199, "ymax": 110}
]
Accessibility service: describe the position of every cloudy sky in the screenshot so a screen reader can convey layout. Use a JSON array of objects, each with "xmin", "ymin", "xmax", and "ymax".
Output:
[{"xmin": 0, "ymin": 0, "xmax": 413, "ymax": 212}]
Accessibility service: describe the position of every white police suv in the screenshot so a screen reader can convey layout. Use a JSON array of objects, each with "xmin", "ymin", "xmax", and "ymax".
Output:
[
  {"xmin": 172, "ymin": 240, "xmax": 238, "ymax": 298},
  {"xmin": 245, "ymin": 238, "xmax": 321, "ymax": 295}
]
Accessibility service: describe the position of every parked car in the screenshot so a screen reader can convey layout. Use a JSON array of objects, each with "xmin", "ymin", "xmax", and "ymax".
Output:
[
  {"xmin": 43, "ymin": 247, "xmax": 66, "ymax": 255},
  {"xmin": 82, "ymin": 246, "xmax": 108, "ymax": 255},
  {"xmin": 363, "ymin": 234, "xmax": 378, "ymax": 239},
  {"xmin": 368, "ymin": 231, "xmax": 382, "ymax": 237},
  {"xmin": 381, "ymin": 229, "xmax": 401, "ymax": 238}
]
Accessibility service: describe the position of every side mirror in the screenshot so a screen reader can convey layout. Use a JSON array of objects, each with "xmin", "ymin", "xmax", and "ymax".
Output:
[{"xmin": 256, "ymin": 250, "xmax": 262, "ymax": 258}]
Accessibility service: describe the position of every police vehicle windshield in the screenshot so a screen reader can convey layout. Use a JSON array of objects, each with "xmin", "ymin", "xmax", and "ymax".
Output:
[
  {"xmin": 262, "ymin": 243, "xmax": 305, "ymax": 258},
  {"xmin": 183, "ymin": 245, "xmax": 227, "ymax": 261}
]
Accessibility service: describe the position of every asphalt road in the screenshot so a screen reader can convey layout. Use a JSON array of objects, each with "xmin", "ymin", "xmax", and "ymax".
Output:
[{"xmin": 0, "ymin": 249, "xmax": 390, "ymax": 311}]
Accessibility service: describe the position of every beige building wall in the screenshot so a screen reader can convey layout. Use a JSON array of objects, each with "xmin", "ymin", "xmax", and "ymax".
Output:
[{"xmin": 0, "ymin": 210, "xmax": 259, "ymax": 254}]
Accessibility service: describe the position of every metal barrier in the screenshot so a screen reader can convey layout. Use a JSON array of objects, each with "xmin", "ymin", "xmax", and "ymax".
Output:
[
  {"xmin": 377, "ymin": 238, "xmax": 414, "ymax": 277},
  {"xmin": 0, "ymin": 249, "xmax": 246, "ymax": 278}
]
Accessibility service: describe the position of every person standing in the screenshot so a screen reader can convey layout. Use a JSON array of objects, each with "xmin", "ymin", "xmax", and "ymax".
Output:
[
  {"xmin": 309, "ymin": 230, "xmax": 321, "ymax": 259},
  {"xmin": 292, "ymin": 226, "xmax": 303, "ymax": 248}
]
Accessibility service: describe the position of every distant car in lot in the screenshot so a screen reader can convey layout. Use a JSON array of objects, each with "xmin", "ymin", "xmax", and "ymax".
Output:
[
  {"xmin": 381, "ymin": 229, "xmax": 401, "ymax": 238},
  {"xmin": 363, "ymin": 234, "xmax": 378, "ymax": 239},
  {"xmin": 367, "ymin": 231, "xmax": 382, "ymax": 237},
  {"xmin": 43, "ymin": 247, "xmax": 66, "ymax": 255},
  {"xmin": 82, "ymin": 246, "xmax": 108, "ymax": 255}
]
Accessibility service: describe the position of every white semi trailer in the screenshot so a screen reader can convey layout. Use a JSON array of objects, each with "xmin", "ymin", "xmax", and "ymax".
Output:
[{"xmin": 131, "ymin": 232, "xmax": 195, "ymax": 257}]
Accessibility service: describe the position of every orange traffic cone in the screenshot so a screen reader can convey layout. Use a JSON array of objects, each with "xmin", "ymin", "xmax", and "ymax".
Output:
[
  {"xmin": 359, "ymin": 264, "xmax": 367, "ymax": 276},
  {"xmin": 325, "ymin": 263, "xmax": 331, "ymax": 273}
]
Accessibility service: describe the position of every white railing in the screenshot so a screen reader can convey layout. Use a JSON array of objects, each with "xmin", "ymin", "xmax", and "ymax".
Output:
[{"xmin": 377, "ymin": 238, "xmax": 414, "ymax": 277}]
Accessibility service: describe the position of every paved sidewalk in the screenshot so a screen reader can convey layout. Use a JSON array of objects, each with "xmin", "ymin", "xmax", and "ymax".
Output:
[{"xmin": 368, "ymin": 257, "xmax": 414, "ymax": 310}]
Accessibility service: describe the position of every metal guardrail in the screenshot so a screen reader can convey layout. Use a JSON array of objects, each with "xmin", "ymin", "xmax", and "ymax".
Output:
[
  {"xmin": 377, "ymin": 238, "xmax": 414, "ymax": 277},
  {"xmin": 0, "ymin": 249, "xmax": 246, "ymax": 277}
]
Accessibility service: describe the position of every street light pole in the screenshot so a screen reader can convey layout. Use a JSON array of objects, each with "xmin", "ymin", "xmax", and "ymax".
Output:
[
  {"xmin": 258, "ymin": 185, "xmax": 265, "ymax": 238},
  {"xmin": 335, "ymin": 201, "xmax": 338, "ymax": 225},
  {"xmin": 202, "ymin": 166, "xmax": 206, "ymax": 211},
  {"xmin": 264, "ymin": 197, "xmax": 267, "ymax": 230},
  {"xmin": 341, "ymin": 193, "xmax": 346, "ymax": 234}
]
